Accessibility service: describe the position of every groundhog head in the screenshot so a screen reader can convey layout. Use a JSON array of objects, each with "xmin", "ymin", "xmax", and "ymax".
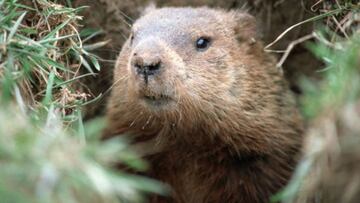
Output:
[
  {"xmin": 125, "ymin": 7, "xmax": 257, "ymax": 108},
  {"xmin": 107, "ymin": 7, "xmax": 301, "ymax": 152}
]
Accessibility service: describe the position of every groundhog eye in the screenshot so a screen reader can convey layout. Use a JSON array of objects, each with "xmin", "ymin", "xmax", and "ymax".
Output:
[{"xmin": 195, "ymin": 37, "xmax": 211, "ymax": 51}]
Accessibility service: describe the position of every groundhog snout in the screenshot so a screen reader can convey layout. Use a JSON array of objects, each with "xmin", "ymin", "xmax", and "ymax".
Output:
[
  {"xmin": 130, "ymin": 39, "xmax": 166, "ymax": 84},
  {"xmin": 132, "ymin": 54, "xmax": 162, "ymax": 78}
]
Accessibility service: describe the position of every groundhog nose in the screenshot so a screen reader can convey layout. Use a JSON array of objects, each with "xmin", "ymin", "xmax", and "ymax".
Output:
[{"xmin": 132, "ymin": 53, "xmax": 162, "ymax": 84}]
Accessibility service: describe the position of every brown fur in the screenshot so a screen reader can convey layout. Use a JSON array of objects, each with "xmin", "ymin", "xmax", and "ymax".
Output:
[{"xmin": 105, "ymin": 7, "xmax": 303, "ymax": 203}]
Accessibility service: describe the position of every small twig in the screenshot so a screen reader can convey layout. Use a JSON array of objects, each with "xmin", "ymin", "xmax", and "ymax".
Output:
[
  {"xmin": 276, "ymin": 33, "xmax": 315, "ymax": 68},
  {"xmin": 332, "ymin": 16, "xmax": 349, "ymax": 39},
  {"xmin": 313, "ymin": 32, "xmax": 343, "ymax": 50},
  {"xmin": 334, "ymin": 0, "xmax": 341, "ymax": 9},
  {"xmin": 265, "ymin": 8, "xmax": 343, "ymax": 50},
  {"xmin": 340, "ymin": 13, "xmax": 353, "ymax": 31},
  {"xmin": 311, "ymin": 0, "xmax": 323, "ymax": 12}
]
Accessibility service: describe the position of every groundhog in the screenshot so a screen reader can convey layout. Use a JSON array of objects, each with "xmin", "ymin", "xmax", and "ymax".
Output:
[{"xmin": 104, "ymin": 6, "xmax": 304, "ymax": 203}]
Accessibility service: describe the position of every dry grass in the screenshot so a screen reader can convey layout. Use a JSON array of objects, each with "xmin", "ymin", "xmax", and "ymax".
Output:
[
  {"xmin": 272, "ymin": 1, "xmax": 360, "ymax": 202},
  {"xmin": 1, "ymin": 0, "xmax": 359, "ymax": 202},
  {"xmin": 0, "ymin": 1, "xmax": 166, "ymax": 202}
]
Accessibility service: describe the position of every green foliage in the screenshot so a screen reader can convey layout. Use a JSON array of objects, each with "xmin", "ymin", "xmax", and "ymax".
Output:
[
  {"xmin": 0, "ymin": 105, "xmax": 166, "ymax": 203},
  {"xmin": 302, "ymin": 35, "xmax": 360, "ymax": 119},
  {"xmin": 272, "ymin": 1, "xmax": 360, "ymax": 200},
  {"xmin": 0, "ymin": 0, "xmax": 103, "ymax": 108},
  {"xmin": 0, "ymin": 0, "xmax": 166, "ymax": 202},
  {"xmin": 273, "ymin": 35, "xmax": 360, "ymax": 203}
]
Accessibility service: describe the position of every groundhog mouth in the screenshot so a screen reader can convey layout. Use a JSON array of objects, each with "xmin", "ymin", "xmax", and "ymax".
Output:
[{"xmin": 141, "ymin": 94, "xmax": 173, "ymax": 107}]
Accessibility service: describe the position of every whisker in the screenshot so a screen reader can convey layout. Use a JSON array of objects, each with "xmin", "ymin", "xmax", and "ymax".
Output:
[
  {"xmin": 98, "ymin": 75, "xmax": 129, "ymax": 99},
  {"xmin": 142, "ymin": 115, "xmax": 153, "ymax": 130},
  {"xmin": 129, "ymin": 111, "xmax": 143, "ymax": 127}
]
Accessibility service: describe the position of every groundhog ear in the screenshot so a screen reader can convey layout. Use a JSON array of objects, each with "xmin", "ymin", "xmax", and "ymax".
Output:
[
  {"xmin": 140, "ymin": 2, "xmax": 156, "ymax": 16},
  {"xmin": 232, "ymin": 12, "xmax": 258, "ymax": 43}
]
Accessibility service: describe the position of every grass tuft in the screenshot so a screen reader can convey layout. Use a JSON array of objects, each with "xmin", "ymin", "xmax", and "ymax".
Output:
[
  {"xmin": 0, "ymin": 1, "xmax": 167, "ymax": 202},
  {"xmin": 273, "ymin": 1, "xmax": 360, "ymax": 202}
]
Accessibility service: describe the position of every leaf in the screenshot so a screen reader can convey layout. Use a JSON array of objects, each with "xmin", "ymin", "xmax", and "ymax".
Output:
[
  {"xmin": 82, "ymin": 40, "xmax": 110, "ymax": 51},
  {"xmin": 89, "ymin": 55, "xmax": 100, "ymax": 71},
  {"xmin": 7, "ymin": 11, "xmax": 26, "ymax": 42},
  {"xmin": 42, "ymin": 19, "xmax": 71, "ymax": 41},
  {"xmin": 78, "ymin": 54, "xmax": 94, "ymax": 74},
  {"xmin": 39, "ymin": 34, "xmax": 77, "ymax": 44},
  {"xmin": 52, "ymin": 73, "xmax": 96, "ymax": 89},
  {"xmin": 43, "ymin": 71, "xmax": 56, "ymax": 105}
]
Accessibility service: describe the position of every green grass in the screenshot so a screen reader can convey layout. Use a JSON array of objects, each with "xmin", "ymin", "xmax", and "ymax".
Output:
[
  {"xmin": 273, "ymin": 35, "xmax": 360, "ymax": 203},
  {"xmin": 272, "ymin": 1, "xmax": 360, "ymax": 202},
  {"xmin": 0, "ymin": 106, "xmax": 166, "ymax": 203},
  {"xmin": 0, "ymin": 1, "xmax": 166, "ymax": 202},
  {"xmin": 1, "ymin": 0, "xmax": 359, "ymax": 202}
]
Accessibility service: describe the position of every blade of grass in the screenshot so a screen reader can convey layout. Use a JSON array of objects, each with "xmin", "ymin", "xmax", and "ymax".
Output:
[
  {"xmin": 265, "ymin": 8, "xmax": 346, "ymax": 49},
  {"xmin": 42, "ymin": 18, "xmax": 71, "ymax": 41},
  {"xmin": 7, "ymin": 11, "xmax": 26, "ymax": 42},
  {"xmin": 43, "ymin": 71, "xmax": 55, "ymax": 105},
  {"xmin": 39, "ymin": 34, "xmax": 77, "ymax": 44},
  {"xmin": 89, "ymin": 55, "xmax": 100, "ymax": 71}
]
